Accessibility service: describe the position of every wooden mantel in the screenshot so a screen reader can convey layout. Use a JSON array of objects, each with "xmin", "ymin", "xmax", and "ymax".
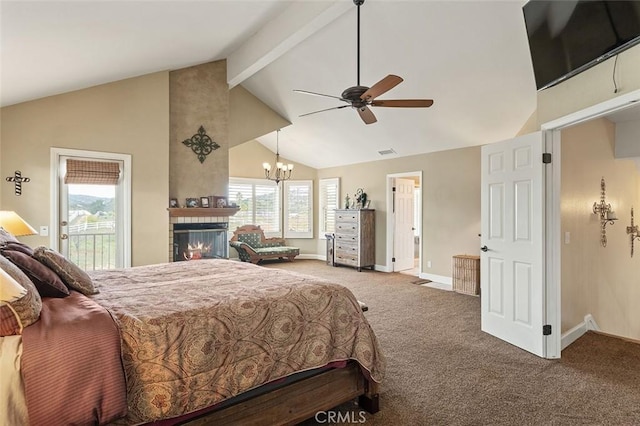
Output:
[{"xmin": 168, "ymin": 207, "xmax": 240, "ymax": 217}]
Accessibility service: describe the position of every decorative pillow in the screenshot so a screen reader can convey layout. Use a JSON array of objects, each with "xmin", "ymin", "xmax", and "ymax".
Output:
[
  {"xmin": 0, "ymin": 228, "xmax": 18, "ymax": 245},
  {"xmin": 2, "ymin": 250, "xmax": 69, "ymax": 298},
  {"xmin": 0, "ymin": 268, "xmax": 27, "ymax": 303},
  {"xmin": 0, "ymin": 255, "xmax": 42, "ymax": 336},
  {"xmin": 33, "ymin": 246, "xmax": 98, "ymax": 296},
  {"xmin": 0, "ymin": 241, "xmax": 34, "ymax": 257}
]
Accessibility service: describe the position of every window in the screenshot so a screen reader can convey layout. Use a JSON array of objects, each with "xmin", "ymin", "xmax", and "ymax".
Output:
[
  {"xmin": 319, "ymin": 178, "xmax": 340, "ymax": 237},
  {"xmin": 229, "ymin": 178, "xmax": 280, "ymax": 236},
  {"xmin": 229, "ymin": 178, "xmax": 313, "ymax": 239},
  {"xmin": 284, "ymin": 180, "xmax": 313, "ymax": 238}
]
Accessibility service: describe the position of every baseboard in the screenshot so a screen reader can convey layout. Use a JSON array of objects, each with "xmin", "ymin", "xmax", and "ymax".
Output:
[
  {"xmin": 375, "ymin": 264, "xmax": 391, "ymax": 272},
  {"xmin": 297, "ymin": 254, "xmax": 324, "ymax": 261},
  {"xmin": 419, "ymin": 273, "xmax": 452, "ymax": 290},
  {"xmin": 561, "ymin": 314, "xmax": 600, "ymax": 350}
]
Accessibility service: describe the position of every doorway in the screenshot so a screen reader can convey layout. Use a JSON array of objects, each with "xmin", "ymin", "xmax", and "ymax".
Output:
[
  {"xmin": 480, "ymin": 88, "xmax": 640, "ymax": 359},
  {"xmin": 386, "ymin": 171, "xmax": 422, "ymax": 274},
  {"xmin": 50, "ymin": 148, "xmax": 132, "ymax": 270},
  {"xmin": 542, "ymin": 88, "xmax": 640, "ymax": 356}
]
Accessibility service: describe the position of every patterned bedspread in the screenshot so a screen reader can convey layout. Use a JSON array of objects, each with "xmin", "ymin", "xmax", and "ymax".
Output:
[{"xmin": 89, "ymin": 259, "xmax": 385, "ymax": 424}]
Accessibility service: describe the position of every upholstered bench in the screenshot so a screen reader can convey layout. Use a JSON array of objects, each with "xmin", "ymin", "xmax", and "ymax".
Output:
[{"xmin": 229, "ymin": 225, "xmax": 299, "ymax": 264}]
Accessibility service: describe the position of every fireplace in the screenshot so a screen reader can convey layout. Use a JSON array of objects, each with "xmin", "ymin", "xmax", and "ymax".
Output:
[{"xmin": 172, "ymin": 222, "xmax": 228, "ymax": 262}]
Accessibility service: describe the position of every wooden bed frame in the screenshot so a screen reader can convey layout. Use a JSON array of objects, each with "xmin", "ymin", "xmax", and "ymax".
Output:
[{"xmin": 182, "ymin": 362, "xmax": 379, "ymax": 425}]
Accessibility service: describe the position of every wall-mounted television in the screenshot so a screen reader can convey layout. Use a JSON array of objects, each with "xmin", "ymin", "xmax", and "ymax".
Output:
[{"xmin": 523, "ymin": 0, "xmax": 640, "ymax": 90}]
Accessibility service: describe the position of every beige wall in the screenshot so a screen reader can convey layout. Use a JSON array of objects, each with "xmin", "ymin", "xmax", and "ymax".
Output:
[
  {"xmin": 561, "ymin": 118, "xmax": 640, "ymax": 340},
  {"xmin": 0, "ymin": 72, "xmax": 170, "ymax": 266},
  {"xmin": 229, "ymin": 86, "xmax": 290, "ymax": 148},
  {"xmin": 170, "ymin": 61, "xmax": 229, "ymax": 201},
  {"xmin": 537, "ymin": 44, "xmax": 640, "ymax": 126},
  {"xmin": 229, "ymin": 139, "xmax": 318, "ymax": 255},
  {"xmin": 318, "ymin": 147, "xmax": 481, "ymax": 275}
]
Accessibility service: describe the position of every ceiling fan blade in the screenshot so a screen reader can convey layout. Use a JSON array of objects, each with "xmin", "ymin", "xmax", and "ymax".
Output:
[
  {"xmin": 293, "ymin": 89, "xmax": 348, "ymax": 102},
  {"xmin": 357, "ymin": 106, "xmax": 377, "ymax": 125},
  {"xmin": 371, "ymin": 99, "xmax": 434, "ymax": 108},
  {"xmin": 360, "ymin": 75, "xmax": 403, "ymax": 101},
  {"xmin": 299, "ymin": 104, "xmax": 350, "ymax": 117}
]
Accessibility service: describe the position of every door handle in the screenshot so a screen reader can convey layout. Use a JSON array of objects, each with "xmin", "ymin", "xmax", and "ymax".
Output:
[
  {"xmin": 61, "ymin": 221, "xmax": 68, "ymax": 226},
  {"xmin": 61, "ymin": 234, "xmax": 68, "ymax": 240},
  {"xmin": 480, "ymin": 245, "xmax": 489, "ymax": 252}
]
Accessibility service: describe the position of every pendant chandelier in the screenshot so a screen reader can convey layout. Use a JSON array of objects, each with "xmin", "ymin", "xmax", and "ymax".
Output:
[{"xmin": 263, "ymin": 129, "xmax": 293, "ymax": 184}]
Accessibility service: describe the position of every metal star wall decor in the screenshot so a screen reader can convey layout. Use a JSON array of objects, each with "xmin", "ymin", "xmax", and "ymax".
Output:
[
  {"xmin": 182, "ymin": 125, "xmax": 220, "ymax": 163},
  {"xmin": 5, "ymin": 170, "xmax": 30, "ymax": 196}
]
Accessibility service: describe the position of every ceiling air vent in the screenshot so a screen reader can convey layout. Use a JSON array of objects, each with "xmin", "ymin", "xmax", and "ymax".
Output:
[{"xmin": 378, "ymin": 148, "xmax": 396, "ymax": 156}]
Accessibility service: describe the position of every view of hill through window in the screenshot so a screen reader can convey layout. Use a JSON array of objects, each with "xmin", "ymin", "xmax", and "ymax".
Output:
[{"xmin": 66, "ymin": 184, "xmax": 116, "ymax": 270}]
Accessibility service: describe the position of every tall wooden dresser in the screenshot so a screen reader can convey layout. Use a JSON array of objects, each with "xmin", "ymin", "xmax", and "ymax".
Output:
[{"xmin": 334, "ymin": 209, "xmax": 375, "ymax": 271}]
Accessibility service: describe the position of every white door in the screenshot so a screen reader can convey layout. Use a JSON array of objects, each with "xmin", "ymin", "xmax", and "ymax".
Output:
[
  {"xmin": 53, "ymin": 149, "xmax": 131, "ymax": 270},
  {"xmin": 481, "ymin": 132, "xmax": 546, "ymax": 357},
  {"xmin": 393, "ymin": 178, "xmax": 415, "ymax": 271}
]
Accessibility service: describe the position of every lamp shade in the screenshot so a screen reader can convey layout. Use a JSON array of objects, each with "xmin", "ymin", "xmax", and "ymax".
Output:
[{"xmin": 0, "ymin": 211, "xmax": 38, "ymax": 236}]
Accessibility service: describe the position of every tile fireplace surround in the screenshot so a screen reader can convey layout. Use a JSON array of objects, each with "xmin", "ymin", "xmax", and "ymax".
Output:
[
  {"xmin": 168, "ymin": 207, "xmax": 240, "ymax": 262},
  {"xmin": 169, "ymin": 215, "xmax": 230, "ymax": 262}
]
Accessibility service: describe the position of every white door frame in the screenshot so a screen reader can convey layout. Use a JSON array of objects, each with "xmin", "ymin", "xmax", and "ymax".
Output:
[
  {"xmin": 386, "ymin": 171, "xmax": 422, "ymax": 273},
  {"xmin": 542, "ymin": 88, "xmax": 640, "ymax": 359},
  {"xmin": 50, "ymin": 148, "xmax": 132, "ymax": 268}
]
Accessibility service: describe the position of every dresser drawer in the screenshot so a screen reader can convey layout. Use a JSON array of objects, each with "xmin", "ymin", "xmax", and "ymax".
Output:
[
  {"xmin": 335, "ymin": 232, "xmax": 358, "ymax": 244},
  {"xmin": 335, "ymin": 221, "xmax": 358, "ymax": 235},
  {"xmin": 335, "ymin": 241, "xmax": 358, "ymax": 253},
  {"xmin": 335, "ymin": 212, "xmax": 359, "ymax": 222},
  {"xmin": 335, "ymin": 251, "xmax": 358, "ymax": 266}
]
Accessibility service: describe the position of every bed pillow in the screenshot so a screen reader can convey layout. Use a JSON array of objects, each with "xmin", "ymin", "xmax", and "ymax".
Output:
[
  {"xmin": 0, "ymin": 255, "xmax": 42, "ymax": 336},
  {"xmin": 0, "ymin": 228, "xmax": 19, "ymax": 245},
  {"xmin": 33, "ymin": 246, "xmax": 98, "ymax": 295},
  {"xmin": 1, "ymin": 250, "xmax": 69, "ymax": 298},
  {"xmin": 0, "ymin": 241, "xmax": 34, "ymax": 256}
]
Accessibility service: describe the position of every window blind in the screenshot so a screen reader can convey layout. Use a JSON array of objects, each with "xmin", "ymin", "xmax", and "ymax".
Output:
[
  {"xmin": 319, "ymin": 178, "xmax": 339, "ymax": 235},
  {"xmin": 65, "ymin": 159, "xmax": 121, "ymax": 185},
  {"xmin": 284, "ymin": 180, "xmax": 313, "ymax": 238},
  {"xmin": 229, "ymin": 178, "xmax": 280, "ymax": 235}
]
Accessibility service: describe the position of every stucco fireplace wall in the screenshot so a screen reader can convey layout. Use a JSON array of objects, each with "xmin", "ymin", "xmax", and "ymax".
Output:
[{"xmin": 169, "ymin": 60, "xmax": 229, "ymax": 204}]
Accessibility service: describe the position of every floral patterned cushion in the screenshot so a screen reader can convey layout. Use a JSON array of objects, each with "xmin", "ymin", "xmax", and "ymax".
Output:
[
  {"xmin": 237, "ymin": 233, "xmax": 263, "ymax": 248},
  {"xmin": 255, "ymin": 247, "xmax": 300, "ymax": 256}
]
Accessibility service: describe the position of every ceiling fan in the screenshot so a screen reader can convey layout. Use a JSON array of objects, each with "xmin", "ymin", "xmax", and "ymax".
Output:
[{"xmin": 294, "ymin": 0, "xmax": 433, "ymax": 125}]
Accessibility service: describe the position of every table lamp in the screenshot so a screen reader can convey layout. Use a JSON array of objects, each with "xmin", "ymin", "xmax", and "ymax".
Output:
[{"xmin": 0, "ymin": 211, "xmax": 38, "ymax": 237}]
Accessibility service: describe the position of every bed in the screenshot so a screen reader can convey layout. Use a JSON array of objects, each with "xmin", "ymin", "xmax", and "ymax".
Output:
[{"xmin": 0, "ymin": 252, "xmax": 384, "ymax": 425}]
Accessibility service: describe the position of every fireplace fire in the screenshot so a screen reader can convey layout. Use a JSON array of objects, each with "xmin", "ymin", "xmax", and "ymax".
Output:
[
  {"xmin": 173, "ymin": 223, "xmax": 228, "ymax": 262},
  {"xmin": 183, "ymin": 241, "xmax": 212, "ymax": 260}
]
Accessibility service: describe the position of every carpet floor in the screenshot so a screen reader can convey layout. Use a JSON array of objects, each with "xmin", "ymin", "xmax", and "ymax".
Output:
[{"xmin": 259, "ymin": 260, "xmax": 640, "ymax": 425}]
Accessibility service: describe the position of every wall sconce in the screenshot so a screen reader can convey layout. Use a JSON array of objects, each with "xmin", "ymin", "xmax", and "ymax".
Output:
[
  {"xmin": 627, "ymin": 207, "xmax": 640, "ymax": 257},
  {"xmin": 592, "ymin": 177, "xmax": 617, "ymax": 247}
]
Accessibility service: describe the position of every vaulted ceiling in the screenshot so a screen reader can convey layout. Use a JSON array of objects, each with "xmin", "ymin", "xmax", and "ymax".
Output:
[{"xmin": 1, "ymin": 0, "xmax": 536, "ymax": 168}]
